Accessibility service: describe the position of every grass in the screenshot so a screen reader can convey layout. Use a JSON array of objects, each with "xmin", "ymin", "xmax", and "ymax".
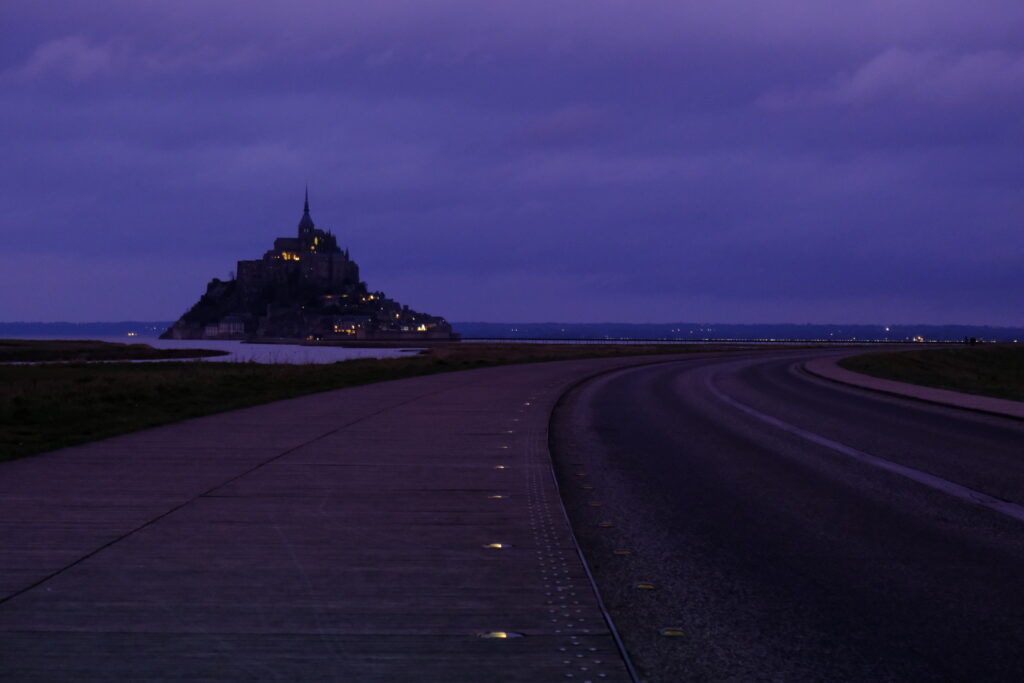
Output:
[
  {"xmin": 0, "ymin": 338, "xmax": 227, "ymax": 362},
  {"xmin": 839, "ymin": 344, "xmax": 1024, "ymax": 402},
  {"xmin": 0, "ymin": 341, "xmax": 766, "ymax": 462}
]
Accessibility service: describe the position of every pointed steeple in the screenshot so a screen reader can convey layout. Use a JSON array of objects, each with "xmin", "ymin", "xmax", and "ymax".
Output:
[{"xmin": 298, "ymin": 185, "xmax": 315, "ymax": 235}]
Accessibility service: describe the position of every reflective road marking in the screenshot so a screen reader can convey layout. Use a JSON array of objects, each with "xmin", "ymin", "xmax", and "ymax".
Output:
[{"xmin": 707, "ymin": 375, "xmax": 1024, "ymax": 525}]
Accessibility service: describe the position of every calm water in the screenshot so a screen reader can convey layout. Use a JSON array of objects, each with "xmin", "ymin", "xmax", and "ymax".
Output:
[
  {"xmin": 146, "ymin": 338, "xmax": 425, "ymax": 363},
  {"xmin": 17, "ymin": 336, "xmax": 424, "ymax": 364}
]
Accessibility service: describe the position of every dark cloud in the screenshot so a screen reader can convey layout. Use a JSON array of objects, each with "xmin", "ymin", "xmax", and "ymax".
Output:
[{"xmin": 1, "ymin": 2, "xmax": 1022, "ymax": 324}]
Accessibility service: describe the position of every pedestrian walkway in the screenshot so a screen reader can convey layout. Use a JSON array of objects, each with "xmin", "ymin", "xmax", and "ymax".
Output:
[{"xmin": 0, "ymin": 357, "xmax": 676, "ymax": 681}]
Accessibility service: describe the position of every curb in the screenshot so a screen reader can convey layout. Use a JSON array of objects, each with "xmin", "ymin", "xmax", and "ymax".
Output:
[{"xmin": 803, "ymin": 355, "xmax": 1024, "ymax": 422}]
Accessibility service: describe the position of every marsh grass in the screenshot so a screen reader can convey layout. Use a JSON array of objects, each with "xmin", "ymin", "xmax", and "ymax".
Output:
[
  {"xmin": 0, "ymin": 341, "xmax": 753, "ymax": 461},
  {"xmin": 839, "ymin": 344, "xmax": 1024, "ymax": 402}
]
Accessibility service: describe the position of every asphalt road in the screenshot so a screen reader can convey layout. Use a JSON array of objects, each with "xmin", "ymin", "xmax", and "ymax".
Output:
[{"xmin": 552, "ymin": 350, "xmax": 1024, "ymax": 682}]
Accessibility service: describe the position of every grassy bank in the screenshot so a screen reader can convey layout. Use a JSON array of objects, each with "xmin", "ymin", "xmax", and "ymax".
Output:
[
  {"xmin": 1, "ymin": 342, "xmax": 763, "ymax": 462},
  {"xmin": 839, "ymin": 344, "xmax": 1024, "ymax": 402},
  {"xmin": 0, "ymin": 339, "xmax": 227, "ymax": 362}
]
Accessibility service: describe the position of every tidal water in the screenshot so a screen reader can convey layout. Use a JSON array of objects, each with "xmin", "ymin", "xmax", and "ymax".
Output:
[
  {"xmin": 16, "ymin": 336, "xmax": 424, "ymax": 364},
  {"xmin": 144, "ymin": 338, "xmax": 424, "ymax": 364}
]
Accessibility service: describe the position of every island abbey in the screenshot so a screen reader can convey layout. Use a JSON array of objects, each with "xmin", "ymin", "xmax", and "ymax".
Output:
[{"xmin": 162, "ymin": 190, "xmax": 454, "ymax": 341}]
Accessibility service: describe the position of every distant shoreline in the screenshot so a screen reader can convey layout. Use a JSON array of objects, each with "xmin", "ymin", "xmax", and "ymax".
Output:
[{"xmin": 1, "ymin": 321, "xmax": 1021, "ymax": 343}]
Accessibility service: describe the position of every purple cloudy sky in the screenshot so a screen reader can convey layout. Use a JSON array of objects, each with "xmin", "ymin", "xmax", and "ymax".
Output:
[{"xmin": 2, "ymin": 1, "xmax": 1022, "ymax": 324}]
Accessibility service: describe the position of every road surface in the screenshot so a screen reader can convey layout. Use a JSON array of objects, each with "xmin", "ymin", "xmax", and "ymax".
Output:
[
  {"xmin": 553, "ymin": 350, "xmax": 1024, "ymax": 682},
  {"xmin": 4, "ymin": 348, "xmax": 1021, "ymax": 681}
]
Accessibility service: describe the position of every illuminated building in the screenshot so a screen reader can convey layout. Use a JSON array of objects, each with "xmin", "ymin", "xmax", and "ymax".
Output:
[{"xmin": 162, "ymin": 189, "xmax": 454, "ymax": 341}]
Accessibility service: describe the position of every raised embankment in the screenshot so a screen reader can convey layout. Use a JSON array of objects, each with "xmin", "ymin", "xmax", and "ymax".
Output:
[{"xmin": 805, "ymin": 354, "xmax": 1024, "ymax": 420}]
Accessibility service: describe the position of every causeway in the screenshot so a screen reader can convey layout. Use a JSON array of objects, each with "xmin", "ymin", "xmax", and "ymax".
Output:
[{"xmin": 0, "ymin": 356, "xmax": 681, "ymax": 681}]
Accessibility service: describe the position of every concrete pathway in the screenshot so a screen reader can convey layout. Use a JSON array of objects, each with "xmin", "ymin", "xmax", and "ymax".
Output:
[
  {"xmin": 805, "ymin": 355, "xmax": 1024, "ymax": 420},
  {"xmin": 0, "ymin": 356, "xmax": 683, "ymax": 681}
]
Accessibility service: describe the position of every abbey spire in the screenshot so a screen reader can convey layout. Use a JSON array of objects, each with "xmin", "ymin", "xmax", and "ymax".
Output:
[{"xmin": 298, "ymin": 185, "xmax": 315, "ymax": 236}]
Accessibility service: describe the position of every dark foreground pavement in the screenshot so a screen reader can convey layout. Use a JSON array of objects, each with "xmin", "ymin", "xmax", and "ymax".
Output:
[
  {"xmin": 0, "ymin": 356, "xmax": 696, "ymax": 681},
  {"xmin": 8, "ymin": 348, "xmax": 1022, "ymax": 682},
  {"xmin": 553, "ymin": 352, "xmax": 1024, "ymax": 682}
]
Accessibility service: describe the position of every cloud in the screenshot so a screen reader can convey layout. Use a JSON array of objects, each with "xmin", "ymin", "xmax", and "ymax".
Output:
[
  {"xmin": 761, "ymin": 48, "xmax": 1024, "ymax": 109},
  {"xmin": 6, "ymin": 36, "xmax": 115, "ymax": 82},
  {"xmin": 2, "ymin": 2, "xmax": 1023, "ymax": 325},
  {"xmin": 517, "ymin": 106, "xmax": 610, "ymax": 149},
  {"xmin": 3, "ymin": 35, "xmax": 265, "ymax": 83}
]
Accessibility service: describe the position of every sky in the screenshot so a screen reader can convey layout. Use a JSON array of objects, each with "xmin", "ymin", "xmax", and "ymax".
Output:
[{"xmin": 1, "ymin": 1, "xmax": 1022, "ymax": 325}]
